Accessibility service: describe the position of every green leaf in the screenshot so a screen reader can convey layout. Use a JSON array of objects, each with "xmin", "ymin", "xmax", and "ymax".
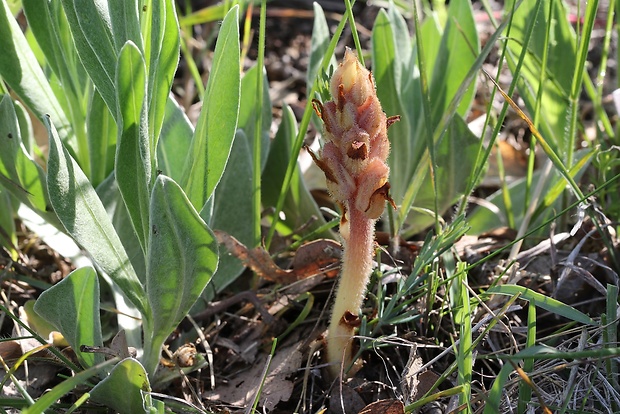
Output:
[
  {"xmin": 238, "ymin": 64, "xmax": 271, "ymax": 172},
  {"xmin": 372, "ymin": 9, "xmax": 411, "ymax": 202},
  {"xmin": 0, "ymin": 187, "xmax": 17, "ymax": 260},
  {"xmin": 181, "ymin": 6, "xmax": 240, "ymax": 210},
  {"xmin": 23, "ymin": 0, "xmax": 89, "ymax": 163},
  {"xmin": 96, "ymin": 173, "xmax": 147, "ymax": 282},
  {"xmin": 90, "ymin": 358, "xmax": 152, "ymax": 414},
  {"xmin": 0, "ymin": 95, "xmax": 49, "ymax": 213},
  {"xmin": 144, "ymin": 0, "xmax": 180, "ymax": 150},
  {"xmin": 45, "ymin": 115, "xmax": 149, "ymax": 319},
  {"xmin": 115, "ymin": 41, "xmax": 151, "ymax": 253},
  {"xmin": 262, "ymin": 104, "xmax": 327, "ymax": 236},
  {"xmin": 207, "ymin": 130, "xmax": 253, "ymax": 300},
  {"xmin": 467, "ymin": 149, "xmax": 591, "ymax": 234},
  {"xmin": 22, "ymin": 358, "xmax": 118, "ymax": 414},
  {"xmin": 33, "ymin": 267, "xmax": 103, "ymax": 368},
  {"xmin": 307, "ymin": 3, "xmax": 336, "ymax": 91},
  {"xmin": 403, "ymin": 115, "xmax": 481, "ymax": 237},
  {"xmin": 108, "ymin": 0, "xmax": 143, "ymax": 52},
  {"xmin": 145, "ymin": 175, "xmax": 219, "ymax": 376},
  {"xmin": 430, "ymin": 0, "xmax": 479, "ymax": 124},
  {"xmin": 0, "ymin": 1, "xmax": 72, "ymax": 143},
  {"xmin": 60, "ymin": 0, "xmax": 118, "ymax": 117},
  {"xmin": 157, "ymin": 98, "xmax": 193, "ymax": 182},
  {"xmin": 505, "ymin": 0, "xmax": 575, "ymax": 158},
  {"xmin": 87, "ymin": 89, "xmax": 117, "ymax": 188},
  {"xmin": 486, "ymin": 285, "xmax": 596, "ymax": 325}
]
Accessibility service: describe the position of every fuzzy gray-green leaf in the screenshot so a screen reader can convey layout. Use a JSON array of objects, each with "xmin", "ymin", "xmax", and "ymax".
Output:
[
  {"xmin": 45, "ymin": 115, "xmax": 149, "ymax": 319},
  {"xmin": 145, "ymin": 175, "xmax": 218, "ymax": 374},
  {"xmin": 33, "ymin": 267, "xmax": 103, "ymax": 368},
  {"xmin": 115, "ymin": 41, "xmax": 151, "ymax": 253},
  {"xmin": 181, "ymin": 6, "xmax": 240, "ymax": 210}
]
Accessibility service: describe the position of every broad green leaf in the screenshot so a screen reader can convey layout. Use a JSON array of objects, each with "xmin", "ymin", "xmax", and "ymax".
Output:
[
  {"xmin": 87, "ymin": 89, "xmax": 117, "ymax": 188},
  {"xmin": 307, "ymin": 2, "xmax": 336, "ymax": 90},
  {"xmin": 206, "ymin": 130, "xmax": 253, "ymax": 300},
  {"xmin": 22, "ymin": 358, "xmax": 118, "ymax": 414},
  {"xmin": 144, "ymin": 0, "xmax": 180, "ymax": 151},
  {"xmin": 90, "ymin": 358, "xmax": 152, "ymax": 414},
  {"xmin": 238, "ymin": 64, "xmax": 271, "ymax": 172},
  {"xmin": 23, "ymin": 0, "xmax": 89, "ymax": 164},
  {"xmin": 0, "ymin": 95, "xmax": 49, "ymax": 213},
  {"xmin": 262, "ymin": 104, "xmax": 327, "ymax": 236},
  {"xmin": 387, "ymin": 2, "xmax": 412, "ymax": 91},
  {"xmin": 0, "ymin": 1, "xmax": 72, "ymax": 143},
  {"xmin": 145, "ymin": 175, "xmax": 218, "ymax": 376},
  {"xmin": 96, "ymin": 173, "xmax": 147, "ymax": 282},
  {"xmin": 430, "ymin": 0, "xmax": 478, "ymax": 124},
  {"xmin": 13, "ymin": 100, "xmax": 35, "ymax": 156},
  {"xmin": 486, "ymin": 285, "xmax": 596, "ymax": 325},
  {"xmin": 403, "ymin": 115, "xmax": 481, "ymax": 237},
  {"xmin": 60, "ymin": 0, "xmax": 118, "ymax": 117},
  {"xmin": 0, "ymin": 187, "xmax": 17, "ymax": 260},
  {"xmin": 33, "ymin": 267, "xmax": 103, "ymax": 368},
  {"xmin": 115, "ymin": 41, "xmax": 151, "ymax": 253},
  {"xmin": 45, "ymin": 115, "xmax": 149, "ymax": 319},
  {"xmin": 157, "ymin": 97, "xmax": 193, "ymax": 182},
  {"xmin": 108, "ymin": 0, "xmax": 143, "ymax": 52},
  {"xmin": 467, "ymin": 149, "xmax": 591, "ymax": 234},
  {"xmin": 505, "ymin": 0, "xmax": 575, "ymax": 159},
  {"xmin": 372, "ymin": 9, "xmax": 411, "ymax": 202},
  {"xmin": 181, "ymin": 6, "xmax": 240, "ymax": 210}
]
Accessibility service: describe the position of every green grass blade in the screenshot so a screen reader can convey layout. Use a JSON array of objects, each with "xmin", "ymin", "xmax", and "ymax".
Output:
[
  {"xmin": 22, "ymin": 358, "xmax": 118, "ymax": 414},
  {"xmin": 262, "ymin": 104, "xmax": 327, "ymax": 236},
  {"xmin": 181, "ymin": 6, "xmax": 240, "ymax": 211},
  {"xmin": 486, "ymin": 285, "xmax": 595, "ymax": 325},
  {"xmin": 252, "ymin": 0, "xmax": 266, "ymax": 248}
]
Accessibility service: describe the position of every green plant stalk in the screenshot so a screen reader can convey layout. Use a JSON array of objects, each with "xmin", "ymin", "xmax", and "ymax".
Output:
[
  {"xmin": 253, "ymin": 0, "xmax": 266, "ymax": 248},
  {"xmin": 566, "ymin": 0, "xmax": 598, "ymax": 168},
  {"xmin": 518, "ymin": 300, "xmax": 537, "ymax": 412}
]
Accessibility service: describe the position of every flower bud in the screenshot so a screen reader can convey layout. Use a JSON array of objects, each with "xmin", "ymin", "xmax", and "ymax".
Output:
[{"xmin": 311, "ymin": 48, "xmax": 396, "ymax": 221}]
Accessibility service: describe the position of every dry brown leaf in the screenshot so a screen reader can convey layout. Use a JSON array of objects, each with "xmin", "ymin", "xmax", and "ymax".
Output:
[
  {"xmin": 203, "ymin": 341, "xmax": 303, "ymax": 411},
  {"xmin": 357, "ymin": 399, "xmax": 405, "ymax": 414},
  {"xmin": 215, "ymin": 230, "xmax": 340, "ymax": 284}
]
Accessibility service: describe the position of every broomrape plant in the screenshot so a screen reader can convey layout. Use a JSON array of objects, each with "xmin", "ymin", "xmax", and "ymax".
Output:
[{"xmin": 309, "ymin": 49, "xmax": 399, "ymax": 377}]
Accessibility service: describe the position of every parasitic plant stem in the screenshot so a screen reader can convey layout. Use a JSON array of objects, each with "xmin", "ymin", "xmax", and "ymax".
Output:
[{"xmin": 309, "ymin": 49, "xmax": 398, "ymax": 378}]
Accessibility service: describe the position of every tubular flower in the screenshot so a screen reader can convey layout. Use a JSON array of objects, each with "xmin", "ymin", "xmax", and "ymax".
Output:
[{"xmin": 309, "ymin": 49, "xmax": 399, "ymax": 378}]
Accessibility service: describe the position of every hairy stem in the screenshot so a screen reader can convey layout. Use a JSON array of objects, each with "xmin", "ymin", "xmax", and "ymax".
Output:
[{"xmin": 327, "ymin": 206, "xmax": 375, "ymax": 377}]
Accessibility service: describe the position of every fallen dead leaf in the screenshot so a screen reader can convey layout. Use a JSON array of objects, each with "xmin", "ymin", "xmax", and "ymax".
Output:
[
  {"xmin": 203, "ymin": 341, "xmax": 303, "ymax": 411},
  {"xmin": 357, "ymin": 399, "xmax": 405, "ymax": 414},
  {"xmin": 215, "ymin": 230, "xmax": 340, "ymax": 284}
]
